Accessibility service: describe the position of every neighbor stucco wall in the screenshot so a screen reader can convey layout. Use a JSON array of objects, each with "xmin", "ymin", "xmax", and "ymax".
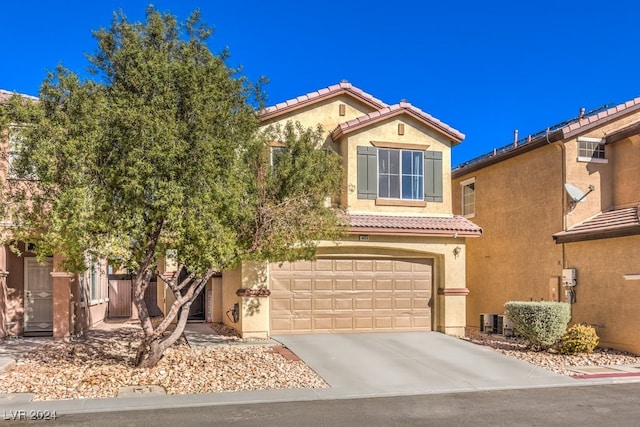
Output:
[
  {"xmin": 611, "ymin": 136, "xmax": 640, "ymax": 209},
  {"xmin": 564, "ymin": 235, "xmax": 640, "ymax": 354},
  {"xmin": 453, "ymin": 142, "xmax": 565, "ymax": 330}
]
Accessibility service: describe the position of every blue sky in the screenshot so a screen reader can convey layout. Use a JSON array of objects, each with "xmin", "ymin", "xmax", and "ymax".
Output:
[{"xmin": 2, "ymin": 1, "xmax": 639, "ymax": 166}]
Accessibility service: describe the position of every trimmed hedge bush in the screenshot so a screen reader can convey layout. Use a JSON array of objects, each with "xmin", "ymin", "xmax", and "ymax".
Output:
[
  {"xmin": 504, "ymin": 301, "xmax": 571, "ymax": 350},
  {"xmin": 558, "ymin": 324, "xmax": 599, "ymax": 355}
]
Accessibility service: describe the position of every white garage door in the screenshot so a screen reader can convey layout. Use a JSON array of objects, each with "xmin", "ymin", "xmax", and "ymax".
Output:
[{"xmin": 270, "ymin": 258, "xmax": 432, "ymax": 334}]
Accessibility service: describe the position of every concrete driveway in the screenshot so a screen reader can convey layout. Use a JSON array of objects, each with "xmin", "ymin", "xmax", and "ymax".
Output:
[{"xmin": 274, "ymin": 332, "xmax": 574, "ymax": 397}]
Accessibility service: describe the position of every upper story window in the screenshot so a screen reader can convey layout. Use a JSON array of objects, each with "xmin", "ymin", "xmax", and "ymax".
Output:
[
  {"xmin": 378, "ymin": 148, "xmax": 423, "ymax": 200},
  {"xmin": 270, "ymin": 146, "xmax": 286, "ymax": 167},
  {"xmin": 577, "ymin": 137, "xmax": 607, "ymax": 163},
  {"xmin": 357, "ymin": 146, "xmax": 443, "ymax": 203},
  {"xmin": 460, "ymin": 177, "xmax": 475, "ymax": 218}
]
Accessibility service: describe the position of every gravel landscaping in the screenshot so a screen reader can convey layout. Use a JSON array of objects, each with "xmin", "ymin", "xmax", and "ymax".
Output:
[
  {"xmin": 0, "ymin": 322, "xmax": 327, "ymax": 401},
  {"xmin": 463, "ymin": 331, "xmax": 640, "ymax": 376},
  {"xmin": 1, "ymin": 324, "xmax": 639, "ymax": 401}
]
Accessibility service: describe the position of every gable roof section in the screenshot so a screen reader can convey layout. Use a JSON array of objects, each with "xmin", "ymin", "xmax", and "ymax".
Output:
[
  {"xmin": 563, "ymin": 97, "xmax": 640, "ymax": 139},
  {"xmin": 553, "ymin": 206, "xmax": 640, "ymax": 243},
  {"xmin": 454, "ymin": 96, "xmax": 640, "ymax": 175},
  {"xmin": 259, "ymin": 81, "xmax": 387, "ymax": 121},
  {"xmin": 348, "ymin": 214, "xmax": 482, "ymax": 237},
  {"xmin": 0, "ymin": 89, "xmax": 38, "ymax": 103},
  {"xmin": 330, "ymin": 101, "xmax": 465, "ymax": 144}
]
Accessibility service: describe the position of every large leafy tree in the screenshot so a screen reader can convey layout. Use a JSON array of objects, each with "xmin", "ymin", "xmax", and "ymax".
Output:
[{"xmin": 0, "ymin": 7, "xmax": 343, "ymax": 367}]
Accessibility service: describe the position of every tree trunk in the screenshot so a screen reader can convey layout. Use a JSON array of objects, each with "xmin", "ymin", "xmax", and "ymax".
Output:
[{"xmin": 132, "ymin": 266, "xmax": 213, "ymax": 368}]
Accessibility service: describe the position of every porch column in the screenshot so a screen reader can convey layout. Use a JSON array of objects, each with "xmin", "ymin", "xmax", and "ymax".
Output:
[
  {"xmin": 51, "ymin": 255, "xmax": 74, "ymax": 340},
  {"xmin": 436, "ymin": 244, "xmax": 469, "ymax": 336}
]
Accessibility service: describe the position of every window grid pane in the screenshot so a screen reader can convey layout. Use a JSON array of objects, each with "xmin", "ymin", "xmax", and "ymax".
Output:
[
  {"xmin": 579, "ymin": 141, "xmax": 605, "ymax": 159},
  {"xmin": 378, "ymin": 148, "xmax": 423, "ymax": 200},
  {"xmin": 463, "ymin": 183, "xmax": 475, "ymax": 216}
]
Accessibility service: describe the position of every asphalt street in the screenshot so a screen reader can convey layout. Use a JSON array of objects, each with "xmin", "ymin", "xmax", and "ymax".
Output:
[{"xmin": 6, "ymin": 382, "xmax": 640, "ymax": 427}]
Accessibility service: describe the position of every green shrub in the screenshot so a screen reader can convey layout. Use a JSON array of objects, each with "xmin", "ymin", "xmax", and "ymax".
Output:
[
  {"xmin": 558, "ymin": 324, "xmax": 599, "ymax": 355},
  {"xmin": 504, "ymin": 301, "xmax": 571, "ymax": 350}
]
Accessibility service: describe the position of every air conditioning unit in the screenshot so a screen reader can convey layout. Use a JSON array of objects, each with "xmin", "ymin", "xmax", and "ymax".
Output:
[
  {"xmin": 502, "ymin": 315, "xmax": 515, "ymax": 337},
  {"xmin": 480, "ymin": 313, "xmax": 496, "ymax": 333}
]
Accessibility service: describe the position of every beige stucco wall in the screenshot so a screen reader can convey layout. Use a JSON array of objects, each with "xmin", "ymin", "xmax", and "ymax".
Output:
[
  {"xmin": 453, "ymin": 142, "xmax": 565, "ymax": 330},
  {"xmin": 221, "ymin": 261, "xmax": 270, "ymax": 338},
  {"xmin": 564, "ymin": 235, "xmax": 640, "ymax": 354}
]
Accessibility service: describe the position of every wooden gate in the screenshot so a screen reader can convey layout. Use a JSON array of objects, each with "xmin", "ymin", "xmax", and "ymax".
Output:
[
  {"xmin": 108, "ymin": 277, "xmax": 132, "ymax": 318},
  {"xmin": 108, "ymin": 276, "xmax": 163, "ymax": 318}
]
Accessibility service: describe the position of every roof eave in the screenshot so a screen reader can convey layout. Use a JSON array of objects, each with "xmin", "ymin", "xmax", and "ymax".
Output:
[
  {"xmin": 330, "ymin": 108, "xmax": 464, "ymax": 144},
  {"xmin": 553, "ymin": 225, "xmax": 640, "ymax": 244},
  {"xmin": 349, "ymin": 227, "xmax": 482, "ymax": 237},
  {"xmin": 258, "ymin": 86, "xmax": 386, "ymax": 122}
]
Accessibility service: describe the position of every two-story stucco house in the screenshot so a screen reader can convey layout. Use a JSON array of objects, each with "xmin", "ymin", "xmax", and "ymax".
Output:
[
  {"xmin": 206, "ymin": 82, "xmax": 482, "ymax": 338},
  {"xmin": 0, "ymin": 89, "xmax": 110, "ymax": 340},
  {"xmin": 452, "ymin": 98, "xmax": 640, "ymax": 354}
]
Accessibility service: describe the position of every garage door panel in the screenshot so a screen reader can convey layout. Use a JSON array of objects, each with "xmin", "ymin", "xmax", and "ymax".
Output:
[
  {"xmin": 375, "ymin": 279, "xmax": 393, "ymax": 290},
  {"xmin": 293, "ymin": 298, "xmax": 312, "ymax": 310},
  {"xmin": 271, "ymin": 298, "xmax": 291, "ymax": 311},
  {"xmin": 335, "ymin": 298, "xmax": 353, "ymax": 310},
  {"xmin": 293, "ymin": 279, "xmax": 312, "ymax": 291},
  {"xmin": 270, "ymin": 258, "xmax": 432, "ymax": 334},
  {"xmin": 355, "ymin": 260, "xmax": 373, "ymax": 271},
  {"xmin": 375, "ymin": 317, "xmax": 393, "ymax": 328},
  {"xmin": 394, "ymin": 279, "xmax": 412, "ymax": 290},
  {"xmin": 312, "ymin": 297, "xmax": 332, "ymax": 310},
  {"xmin": 314, "ymin": 279, "xmax": 332, "ymax": 290},
  {"xmin": 374, "ymin": 260, "xmax": 393, "ymax": 271},
  {"xmin": 355, "ymin": 298, "xmax": 373, "ymax": 309},
  {"xmin": 335, "ymin": 279, "xmax": 352, "ymax": 290},
  {"xmin": 413, "ymin": 297, "xmax": 430, "ymax": 309},
  {"xmin": 334, "ymin": 317, "xmax": 354, "ymax": 330},
  {"xmin": 335, "ymin": 260, "xmax": 354, "ymax": 271},
  {"xmin": 394, "ymin": 297, "xmax": 412, "ymax": 309},
  {"xmin": 356, "ymin": 279, "xmax": 373, "ymax": 290},
  {"xmin": 314, "ymin": 259, "xmax": 334, "ymax": 271},
  {"xmin": 355, "ymin": 317, "xmax": 374, "ymax": 329}
]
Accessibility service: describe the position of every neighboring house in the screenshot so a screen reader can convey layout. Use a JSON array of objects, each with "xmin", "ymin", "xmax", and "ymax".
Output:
[
  {"xmin": 452, "ymin": 98, "xmax": 640, "ymax": 354},
  {"xmin": 193, "ymin": 81, "xmax": 482, "ymax": 338},
  {"xmin": 0, "ymin": 89, "xmax": 109, "ymax": 340}
]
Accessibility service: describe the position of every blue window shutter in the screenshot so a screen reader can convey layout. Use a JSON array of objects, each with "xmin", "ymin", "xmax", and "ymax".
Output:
[
  {"xmin": 357, "ymin": 146, "xmax": 377, "ymax": 199},
  {"xmin": 424, "ymin": 151, "xmax": 443, "ymax": 202}
]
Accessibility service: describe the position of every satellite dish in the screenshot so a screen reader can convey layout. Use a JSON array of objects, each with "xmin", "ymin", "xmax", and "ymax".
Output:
[{"xmin": 564, "ymin": 183, "xmax": 586, "ymax": 202}]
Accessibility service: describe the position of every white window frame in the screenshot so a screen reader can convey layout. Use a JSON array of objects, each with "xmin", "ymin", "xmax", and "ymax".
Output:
[
  {"xmin": 83, "ymin": 257, "xmax": 107, "ymax": 305},
  {"xmin": 577, "ymin": 137, "xmax": 607, "ymax": 163},
  {"xmin": 460, "ymin": 177, "xmax": 476, "ymax": 218},
  {"xmin": 377, "ymin": 148, "xmax": 424, "ymax": 201}
]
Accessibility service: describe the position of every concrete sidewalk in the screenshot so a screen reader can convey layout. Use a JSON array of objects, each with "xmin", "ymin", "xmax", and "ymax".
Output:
[{"xmin": 2, "ymin": 329, "xmax": 640, "ymax": 416}]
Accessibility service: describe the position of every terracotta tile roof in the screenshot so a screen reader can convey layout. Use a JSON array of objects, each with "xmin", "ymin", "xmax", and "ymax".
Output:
[
  {"xmin": 553, "ymin": 206, "xmax": 640, "ymax": 243},
  {"xmin": 259, "ymin": 81, "xmax": 387, "ymax": 121},
  {"xmin": 331, "ymin": 101, "xmax": 465, "ymax": 143},
  {"xmin": 0, "ymin": 89, "xmax": 38, "ymax": 102},
  {"xmin": 348, "ymin": 214, "xmax": 482, "ymax": 237},
  {"xmin": 563, "ymin": 97, "xmax": 640, "ymax": 138}
]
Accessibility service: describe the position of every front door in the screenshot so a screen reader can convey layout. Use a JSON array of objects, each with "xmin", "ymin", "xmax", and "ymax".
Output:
[{"xmin": 24, "ymin": 257, "xmax": 54, "ymax": 335}]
